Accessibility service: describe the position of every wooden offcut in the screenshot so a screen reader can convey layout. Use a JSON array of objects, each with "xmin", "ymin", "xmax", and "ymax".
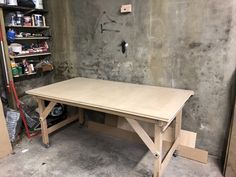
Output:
[
  {"xmin": 121, "ymin": 4, "xmax": 132, "ymax": 13},
  {"xmin": 224, "ymin": 99, "xmax": 236, "ymax": 177},
  {"xmin": 177, "ymin": 146, "xmax": 208, "ymax": 164}
]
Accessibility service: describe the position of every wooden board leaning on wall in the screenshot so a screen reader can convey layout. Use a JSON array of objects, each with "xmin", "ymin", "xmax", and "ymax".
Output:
[
  {"xmin": 224, "ymin": 99, "xmax": 236, "ymax": 177},
  {"xmin": 0, "ymin": 100, "xmax": 12, "ymax": 159}
]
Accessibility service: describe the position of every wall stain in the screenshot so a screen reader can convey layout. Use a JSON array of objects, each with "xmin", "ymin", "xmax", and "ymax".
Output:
[{"xmin": 189, "ymin": 42, "xmax": 202, "ymax": 49}]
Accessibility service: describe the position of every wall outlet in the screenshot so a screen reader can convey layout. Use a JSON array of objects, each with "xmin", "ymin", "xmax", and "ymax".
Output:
[{"xmin": 121, "ymin": 4, "xmax": 132, "ymax": 13}]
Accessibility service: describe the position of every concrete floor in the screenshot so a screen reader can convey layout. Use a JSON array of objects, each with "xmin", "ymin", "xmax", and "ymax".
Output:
[{"xmin": 0, "ymin": 123, "xmax": 223, "ymax": 177}]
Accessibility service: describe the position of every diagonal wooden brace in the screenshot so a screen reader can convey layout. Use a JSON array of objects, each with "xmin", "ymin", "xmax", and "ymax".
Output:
[
  {"xmin": 36, "ymin": 99, "xmax": 55, "ymax": 146},
  {"xmin": 39, "ymin": 101, "xmax": 56, "ymax": 121},
  {"xmin": 125, "ymin": 118, "xmax": 160, "ymax": 158}
]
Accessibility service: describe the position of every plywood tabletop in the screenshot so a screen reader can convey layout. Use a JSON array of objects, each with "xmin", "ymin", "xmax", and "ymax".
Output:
[{"xmin": 26, "ymin": 77, "xmax": 194, "ymax": 122}]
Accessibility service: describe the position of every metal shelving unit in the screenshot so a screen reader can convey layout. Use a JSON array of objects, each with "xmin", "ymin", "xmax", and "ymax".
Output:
[{"xmin": 0, "ymin": 4, "xmax": 52, "ymax": 108}]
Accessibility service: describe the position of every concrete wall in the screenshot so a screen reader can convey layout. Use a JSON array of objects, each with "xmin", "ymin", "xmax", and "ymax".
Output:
[{"xmin": 47, "ymin": 0, "xmax": 236, "ymax": 156}]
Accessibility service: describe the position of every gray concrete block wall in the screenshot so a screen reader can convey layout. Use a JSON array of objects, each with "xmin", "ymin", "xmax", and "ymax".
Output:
[{"xmin": 46, "ymin": 0, "xmax": 236, "ymax": 157}]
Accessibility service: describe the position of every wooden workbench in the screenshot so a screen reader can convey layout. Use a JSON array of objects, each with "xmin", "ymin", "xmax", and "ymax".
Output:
[{"xmin": 26, "ymin": 77, "xmax": 194, "ymax": 177}]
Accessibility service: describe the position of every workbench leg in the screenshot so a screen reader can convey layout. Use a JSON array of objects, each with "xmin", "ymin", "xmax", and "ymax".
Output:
[
  {"xmin": 174, "ymin": 110, "xmax": 182, "ymax": 156},
  {"xmin": 79, "ymin": 108, "xmax": 85, "ymax": 125},
  {"xmin": 153, "ymin": 125, "xmax": 163, "ymax": 177},
  {"xmin": 37, "ymin": 99, "xmax": 49, "ymax": 147},
  {"xmin": 175, "ymin": 110, "xmax": 182, "ymax": 139}
]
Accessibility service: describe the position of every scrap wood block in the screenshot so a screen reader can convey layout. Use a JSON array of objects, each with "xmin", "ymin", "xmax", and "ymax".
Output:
[
  {"xmin": 121, "ymin": 4, "xmax": 132, "ymax": 13},
  {"xmin": 177, "ymin": 145, "xmax": 208, "ymax": 164}
]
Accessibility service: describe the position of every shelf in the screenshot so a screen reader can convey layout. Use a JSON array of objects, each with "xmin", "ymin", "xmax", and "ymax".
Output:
[
  {"xmin": 13, "ymin": 72, "xmax": 37, "ymax": 78},
  {"xmin": 0, "ymin": 4, "xmax": 48, "ymax": 14},
  {"xmin": 6, "ymin": 25, "xmax": 50, "ymax": 29},
  {"xmin": 13, "ymin": 70, "xmax": 52, "ymax": 82},
  {"xmin": 15, "ymin": 37, "xmax": 50, "ymax": 40},
  {"xmin": 9, "ymin": 52, "xmax": 51, "ymax": 59}
]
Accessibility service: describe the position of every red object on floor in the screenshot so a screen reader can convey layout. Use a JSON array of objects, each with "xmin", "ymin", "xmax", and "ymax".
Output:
[{"xmin": 10, "ymin": 80, "xmax": 39, "ymax": 138}]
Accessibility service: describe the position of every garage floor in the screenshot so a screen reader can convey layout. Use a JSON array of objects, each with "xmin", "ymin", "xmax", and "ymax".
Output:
[{"xmin": 0, "ymin": 123, "xmax": 222, "ymax": 177}]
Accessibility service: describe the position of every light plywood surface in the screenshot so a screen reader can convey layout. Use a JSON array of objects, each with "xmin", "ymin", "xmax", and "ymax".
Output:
[
  {"xmin": 0, "ymin": 100, "xmax": 12, "ymax": 159},
  {"xmin": 26, "ymin": 77, "xmax": 194, "ymax": 122}
]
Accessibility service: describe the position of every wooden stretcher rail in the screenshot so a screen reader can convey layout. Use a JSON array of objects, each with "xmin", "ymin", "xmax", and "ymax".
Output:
[{"xmin": 48, "ymin": 115, "xmax": 79, "ymax": 134}]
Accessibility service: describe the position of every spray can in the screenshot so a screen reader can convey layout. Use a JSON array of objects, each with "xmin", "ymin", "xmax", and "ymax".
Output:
[{"xmin": 33, "ymin": 0, "xmax": 43, "ymax": 9}]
